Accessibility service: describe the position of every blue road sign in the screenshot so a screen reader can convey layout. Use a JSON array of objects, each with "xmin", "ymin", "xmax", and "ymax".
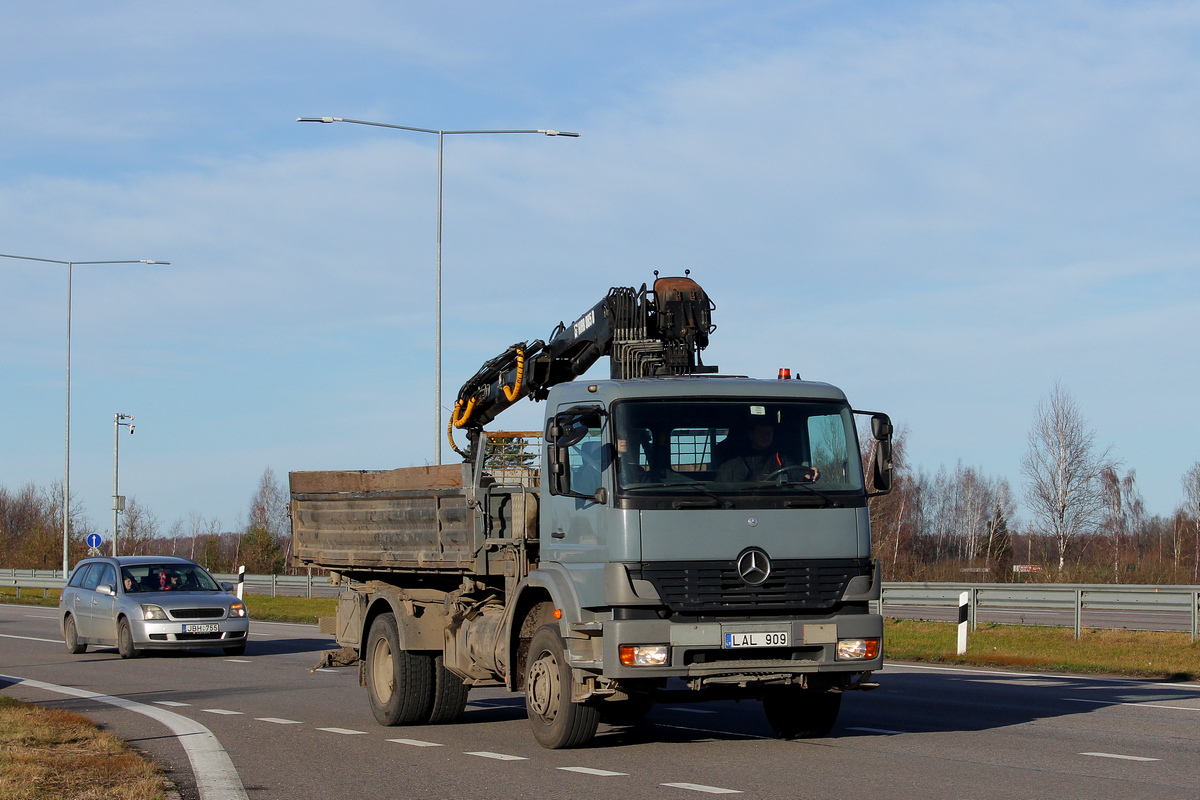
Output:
[{"xmin": 86, "ymin": 533, "xmax": 102, "ymax": 549}]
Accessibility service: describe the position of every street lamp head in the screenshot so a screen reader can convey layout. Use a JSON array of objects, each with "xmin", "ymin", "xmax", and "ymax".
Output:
[
  {"xmin": 297, "ymin": 117, "xmax": 342, "ymax": 123},
  {"xmin": 140, "ymin": 260, "xmax": 171, "ymax": 265},
  {"xmin": 538, "ymin": 130, "xmax": 581, "ymax": 137}
]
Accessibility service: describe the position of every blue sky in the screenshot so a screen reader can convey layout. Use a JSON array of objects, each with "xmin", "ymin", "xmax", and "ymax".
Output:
[{"xmin": 2, "ymin": 1, "xmax": 1198, "ymax": 535}]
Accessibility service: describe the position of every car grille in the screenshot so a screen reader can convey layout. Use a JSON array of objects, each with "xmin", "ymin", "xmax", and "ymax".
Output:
[
  {"xmin": 169, "ymin": 608, "xmax": 225, "ymax": 620},
  {"xmin": 639, "ymin": 557, "xmax": 870, "ymax": 614}
]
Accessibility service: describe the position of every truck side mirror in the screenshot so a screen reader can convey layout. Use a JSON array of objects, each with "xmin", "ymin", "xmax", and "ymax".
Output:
[{"xmin": 871, "ymin": 413, "xmax": 893, "ymax": 494}]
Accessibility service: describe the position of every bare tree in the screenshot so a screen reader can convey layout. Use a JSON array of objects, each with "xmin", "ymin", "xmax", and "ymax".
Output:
[
  {"xmin": 1100, "ymin": 467, "xmax": 1143, "ymax": 583},
  {"xmin": 1183, "ymin": 463, "xmax": 1200, "ymax": 583},
  {"xmin": 1021, "ymin": 384, "xmax": 1111, "ymax": 575}
]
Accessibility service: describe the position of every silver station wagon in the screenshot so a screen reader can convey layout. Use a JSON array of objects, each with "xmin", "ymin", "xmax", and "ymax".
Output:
[{"xmin": 60, "ymin": 555, "xmax": 249, "ymax": 658}]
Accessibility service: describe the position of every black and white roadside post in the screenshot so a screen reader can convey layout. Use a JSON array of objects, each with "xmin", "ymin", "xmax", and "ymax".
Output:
[
  {"xmin": 957, "ymin": 591, "xmax": 970, "ymax": 655},
  {"xmin": 236, "ymin": 565, "xmax": 245, "ymax": 600}
]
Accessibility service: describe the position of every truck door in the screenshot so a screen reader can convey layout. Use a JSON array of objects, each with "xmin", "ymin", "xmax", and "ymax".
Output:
[{"xmin": 543, "ymin": 405, "xmax": 609, "ymax": 605}]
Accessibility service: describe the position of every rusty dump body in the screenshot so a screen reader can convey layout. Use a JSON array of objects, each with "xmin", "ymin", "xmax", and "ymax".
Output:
[{"xmin": 290, "ymin": 463, "xmax": 539, "ymax": 577}]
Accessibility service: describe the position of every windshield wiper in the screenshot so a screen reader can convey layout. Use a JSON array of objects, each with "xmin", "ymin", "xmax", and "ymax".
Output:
[
  {"xmin": 740, "ymin": 480, "xmax": 842, "ymax": 508},
  {"xmin": 623, "ymin": 481, "xmax": 733, "ymax": 509}
]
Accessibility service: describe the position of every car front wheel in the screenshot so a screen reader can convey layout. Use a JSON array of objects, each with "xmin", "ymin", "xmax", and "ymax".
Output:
[{"xmin": 117, "ymin": 617, "xmax": 141, "ymax": 659}]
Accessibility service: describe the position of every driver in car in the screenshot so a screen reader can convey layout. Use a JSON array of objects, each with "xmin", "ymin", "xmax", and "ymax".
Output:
[{"xmin": 717, "ymin": 422, "xmax": 818, "ymax": 482}]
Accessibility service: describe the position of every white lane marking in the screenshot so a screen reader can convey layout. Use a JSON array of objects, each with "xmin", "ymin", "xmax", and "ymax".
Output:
[
  {"xmin": 318, "ymin": 727, "xmax": 367, "ymax": 735},
  {"xmin": 665, "ymin": 707, "xmax": 716, "ymax": 714},
  {"xmin": 0, "ymin": 632, "xmax": 63, "ymax": 644},
  {"xmin": 256, "ymin": 717, "xmax": 302, "ymax": 725},
  {"xmin": 1064, "ymin": 697, "xmax": 1200, "ymax": 712},
  {"xmin": 203, "ymin": 709, "xmax": 244, "ymax": 715},
  {"xmin": 661, "ymin": 782, "xmax": 742, "ymax": 794},
  {"xmin": 388, "ymin": 738, "xmax": 444, "ymax": 747},
  {"xmin": 891, "ymin": 662, "xmax": 1200, "ymax": 690},
  {"xmin": 154, "ymin": 700, "xmax": 192, "ymax": 707},
  {"xmin": 224, "ymin": 659, "xmax": 252, "ymax": 663},
  {"xmin": 1080, "ymin": 752, "xmax": 1161, "ymax": 762},
  {"xmin": 558, "ymin": 767, "xmax": 628, "ymax": 776},
  {"xmin": 313, "ymin": 668, "xmax": 340, "ymax": 673},
  {"xmin": 24, "ymin": 614, "xmax": 58, "ymax": 619},
  {"xmin": 2, "ymin": 672, "xmax": 248, "ymax": 800},
  {"xmin": 465, "ymin": 751, "xmax": 527, "ymax": 761},
  {"xmin": 847, "ymin": 726, "xmax": 906, "ymax": 735}
]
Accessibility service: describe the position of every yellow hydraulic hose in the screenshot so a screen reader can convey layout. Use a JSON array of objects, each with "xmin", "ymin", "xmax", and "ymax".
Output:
[
  {"xmin": 447, "ymin": 418, "xmax": 469, "ymax": 459},
  {"xmin": 501, "ymin": 348, "xmax": 525, "ymax": 402},
  {"xmin": 450, "ymin": 397, "xmax": 477, "ymax": 429}
]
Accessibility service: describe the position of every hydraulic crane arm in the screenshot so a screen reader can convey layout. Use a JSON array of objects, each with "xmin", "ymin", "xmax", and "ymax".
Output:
[{"xmin": 449, "ymin": 274, "xmax": 716, "ymax": 454}]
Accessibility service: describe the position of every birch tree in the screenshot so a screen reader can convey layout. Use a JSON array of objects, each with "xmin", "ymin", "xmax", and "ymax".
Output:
[{"xmin": 1020, "ymin": 384, "xmax": 1110, "ymax": 574}]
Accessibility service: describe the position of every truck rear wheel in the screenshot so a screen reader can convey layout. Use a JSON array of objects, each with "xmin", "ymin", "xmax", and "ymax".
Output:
[
  {"xmin": 427, "ymin": 654, "xmax": 470, "ymax": 724},
  {"xmin": 525, "ymin": 625, "xmax": 599, "ymax": 749},
  {"xmin": 365, "ymin": 612, "xmax": 434, "ymax": 726},
  {"xmin": 762, "ymin": 687, "xmax": 842, "ymax": 739}
]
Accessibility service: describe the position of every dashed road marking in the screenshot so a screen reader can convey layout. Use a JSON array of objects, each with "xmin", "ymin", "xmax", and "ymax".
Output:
[
  {"xmin": 317, "ymin": 727, "xmax": 368, "ymax": 735},
  {"xmin": 1064, "ymin": 697, "xmax": 1200, "ymax": 712},
  {"xmin": 154, "ymin": 700, "xmax": 192, "ymax": 707},
  {"xmin": 558, "ymin": 767, "xmax": 628, "ymax": 776},
  {"xmin": 1081, "ymin": 752, "xmax": 1160, "ymax": 762},
  {"xmin": 256, "ymin": 717, "xmax": 302, "ymax": 725},
  {"xmin": 203, "ymin": 709, "xmax": 243, "ymax": 715},
  {"xmin": 224, "ymin": 659, "xmax": 252, "ymax": 663},
  {"xmin": 847, "ymin": 726, "xmax": 906, "ymax": 735},
  {"xmin": 388, "ymin": 738, "xmax": 444, "ymax": 747},
  {"xmin": 465, "ymin": 751, "xmax": 527, "ymax": 761},
  {"xmin": 661, "ymin": 782, "xmax": 742, "ymax": 794},
  {"xmin": 0, "ymin": 632, "xmax": 62, "ymax": 644}
]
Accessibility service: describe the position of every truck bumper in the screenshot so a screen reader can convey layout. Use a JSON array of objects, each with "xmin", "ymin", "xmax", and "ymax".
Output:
[{"xmin": 591, "ymin": 612, "xmax": 882, "ymax": 684}]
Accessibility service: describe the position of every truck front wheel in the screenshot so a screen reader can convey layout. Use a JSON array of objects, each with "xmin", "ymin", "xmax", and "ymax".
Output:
[
  {"xmin": 525, "ymin": 625, "xmax": 599, "ymax": 749},
  {"xmin": 762, "ymin": 687, "xmax": 842, "ymax": 739},
  {"xmin": 365, "ymin": 612, "xmax": 434, "ymax": 726}
]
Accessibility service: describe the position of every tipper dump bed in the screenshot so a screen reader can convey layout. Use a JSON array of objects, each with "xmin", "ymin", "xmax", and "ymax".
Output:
[{"xmin": 290, "ymin": 463, "xmax": 538, "ymax": 576}]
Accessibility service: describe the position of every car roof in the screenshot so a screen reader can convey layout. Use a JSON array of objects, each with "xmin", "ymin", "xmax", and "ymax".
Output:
[{"xmin": 75, "ymin": 555, "xmax": 203, "ymax": 568}]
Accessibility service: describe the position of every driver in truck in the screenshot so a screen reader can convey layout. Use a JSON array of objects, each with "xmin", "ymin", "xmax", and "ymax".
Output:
[{"xmin": 717, "ymin": 422, "xmax": 819, "ymax": 483}]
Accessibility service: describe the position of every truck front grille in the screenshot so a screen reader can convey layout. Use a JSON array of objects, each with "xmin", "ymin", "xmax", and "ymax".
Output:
[{"xmin": 639, "ymin": 557, "xmax": 869, "ymax": 615}]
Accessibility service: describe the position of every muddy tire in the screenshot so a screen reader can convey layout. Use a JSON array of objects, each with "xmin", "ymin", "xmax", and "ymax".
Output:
[
  {"xmin": 426, "ymin": 654, "xmax": 470, "ymax": 724},
  {"xmin": 525, "ymin": 625, "xmax": 599, "ymax": 749},
  {"xmin": 364, "ymin": 613, "xmax": 434, "ymax": 726},
  {"xmin": 64, "ymin": 615, "xmax": 87, "ymax": 654},
  {"xmin": 762, "ymin": 687, "xmax": 841, "ymax": 739},
  {"xmin": 117, "ymin": 617, "xmax": 141, "ymax": 659}
]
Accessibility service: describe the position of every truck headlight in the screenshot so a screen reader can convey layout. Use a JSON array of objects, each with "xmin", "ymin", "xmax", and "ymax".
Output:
[
  {"xmin": 228, "ymin": 602, "xmax": 247, "ymax": 618},
  {"xmin": 836, "ymin": 638, "xmax": 880, "ymax": 661},
  {"xmin": 141, "ymin": 604, "xmax": 168, "ymax": 620},
  {"xmin": 619, "ymin": 644, "xmax": 669, "ymax": 666}
]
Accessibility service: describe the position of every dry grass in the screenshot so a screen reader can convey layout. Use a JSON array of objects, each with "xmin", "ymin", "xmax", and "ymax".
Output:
[
  {"xmin": 885, "ymin": 618, "xmax": 1200, "ymax": 680},
  {"xmin": 0, "ymin": 697, "xmax": 168, "ymax": 800}
]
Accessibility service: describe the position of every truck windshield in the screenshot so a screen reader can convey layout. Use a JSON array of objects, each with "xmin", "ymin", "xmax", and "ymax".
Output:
[{"xmin": 613, "ymin": 399, "xmax": 865, "ymax": 498}]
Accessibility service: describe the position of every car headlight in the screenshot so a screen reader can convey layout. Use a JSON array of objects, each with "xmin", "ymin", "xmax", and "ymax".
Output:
[
  {"xmin": 618, "ymin": 644, "xmax": 669, "ymax": 666},
  {"xmin": 141, "ymin": 604, "xmax": 168, "ymax": 620},
  {"xmin": 228, "ymin": 602, "xmax": 247, "ymax": 618},
  {"xmin": 836, "ymin": 638, "xmax": 881, "ymax": 661}
]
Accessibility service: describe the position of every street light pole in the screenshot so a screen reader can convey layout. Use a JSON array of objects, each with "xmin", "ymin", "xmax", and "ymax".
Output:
[
  {"xmin": 0, "ymin": 253, "xmax": 169, "ymax": 576},
  {"xmin": 297, "ymin": 117, "xmax": 579, "ymax": 465},
  {"xmin": 112, "ymin": 413, "xmax": 133, "ymax": 556}
]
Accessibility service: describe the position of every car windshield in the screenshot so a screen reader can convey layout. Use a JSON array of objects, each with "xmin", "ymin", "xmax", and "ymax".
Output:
[
  {"xmin": 121, "ymin": 563, "xmax": 221, "ymax": 593},
  {"xmin": 613, "ymin": 399, "xmax": 865, "ymax": 496}
]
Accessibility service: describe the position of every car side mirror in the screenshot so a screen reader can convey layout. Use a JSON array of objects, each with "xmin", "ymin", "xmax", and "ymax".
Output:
[
  {"xmin": 221, "ymin": 582, "xmax": 236, "ymax": 593},
  {"xmin": 96, "ymin": 583, "xmax": 114, "ymax": 596}
]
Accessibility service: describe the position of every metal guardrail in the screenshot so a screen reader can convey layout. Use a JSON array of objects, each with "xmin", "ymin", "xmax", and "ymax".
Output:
[
  {"xmin": 883, "ymin": 581, "xmax": 1200, "ymax": 641},
  {"xmin": 2, "ymin": 568, "xmax": 1197, "ymax": 640}
]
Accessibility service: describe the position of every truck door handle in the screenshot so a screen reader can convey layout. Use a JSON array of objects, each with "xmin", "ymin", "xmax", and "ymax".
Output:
[{"xmin": 552, "ymin": 529, "xmax": 566, "ymax": 539}]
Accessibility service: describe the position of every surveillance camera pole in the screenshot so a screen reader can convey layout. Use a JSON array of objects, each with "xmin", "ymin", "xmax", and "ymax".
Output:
[{"xmin": 112, "ymin": 413, "xmax": 134, "ymax": 556}]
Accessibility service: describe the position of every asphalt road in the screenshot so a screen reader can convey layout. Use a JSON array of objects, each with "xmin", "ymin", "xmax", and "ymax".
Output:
[{"xmin": 2, "ymin": 603, "xmax": 1198, "ymax": 800}]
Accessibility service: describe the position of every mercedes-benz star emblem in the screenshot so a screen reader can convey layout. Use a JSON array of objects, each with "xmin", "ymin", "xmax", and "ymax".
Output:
[{"xmin": 736, "ymin": 547, "xmax": 771, "ymax": 586}]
